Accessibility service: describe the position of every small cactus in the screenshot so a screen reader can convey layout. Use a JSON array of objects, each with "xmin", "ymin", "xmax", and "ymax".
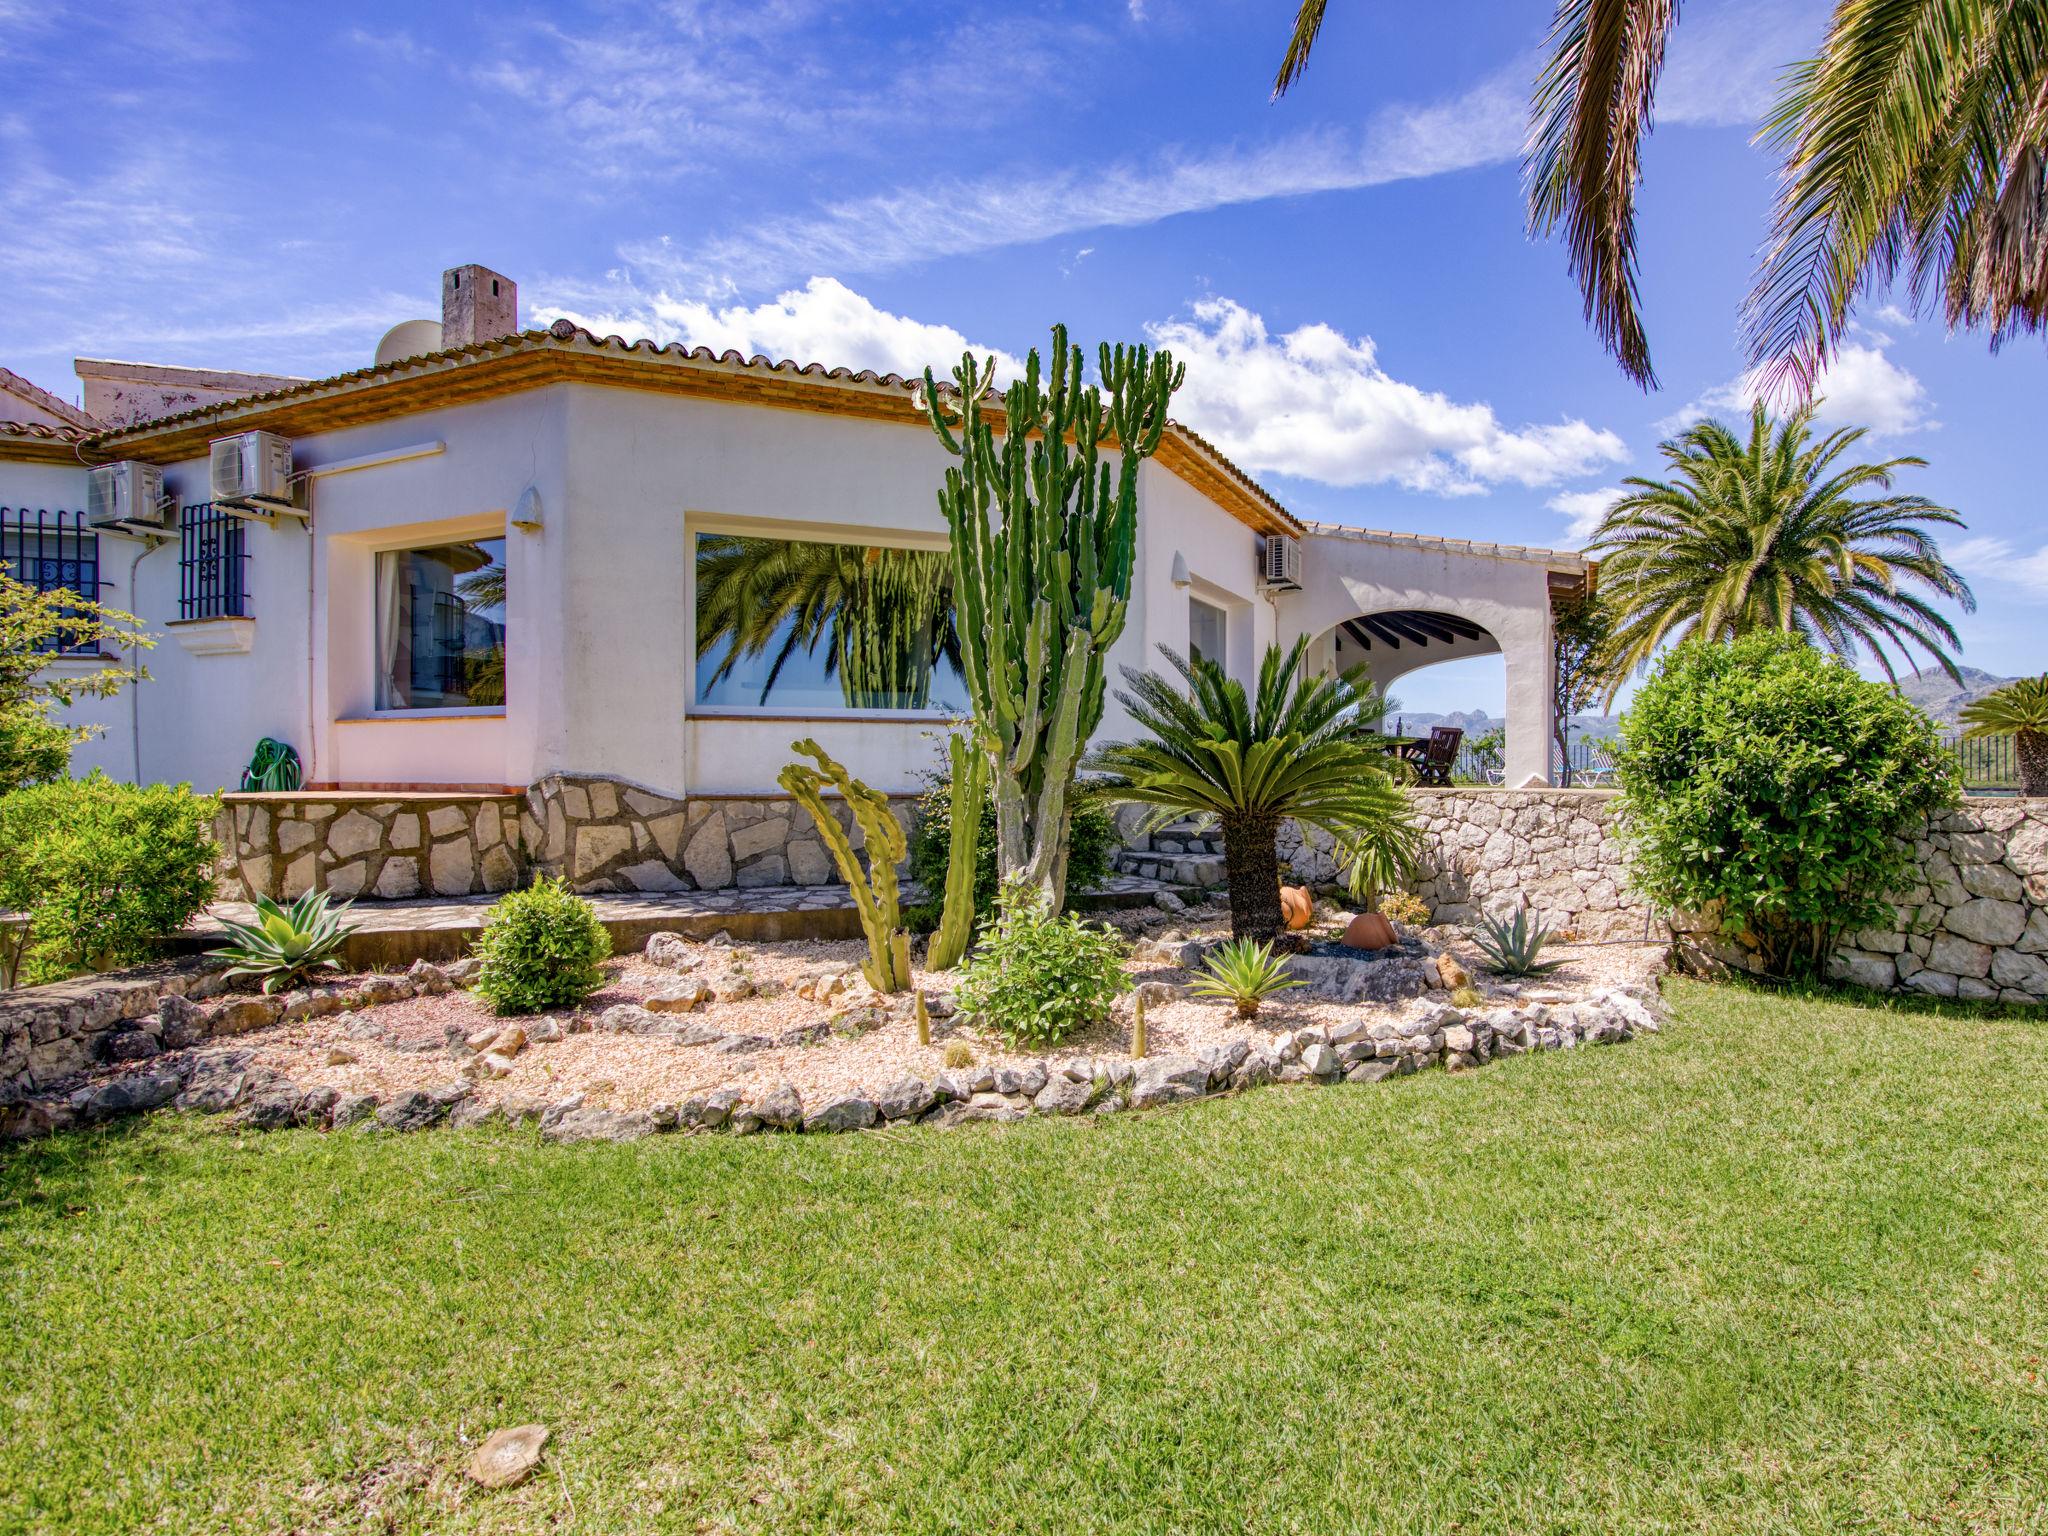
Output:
[
  {"xmin": 1131, "ymin": 990, "xmax": 1148, "ymax": 1060},
  {"xmin": 914, "ymin": 989, "xmax": 931, "ymax": 1046},
  {"xmin": 778, "ymin": 739, "xmax": 911, "ymax": 993}
]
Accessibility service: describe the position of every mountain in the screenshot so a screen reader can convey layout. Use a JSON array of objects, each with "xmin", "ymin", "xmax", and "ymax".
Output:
[{"xmin": 1894, "ymin": 666, "xmax": 2017, "ymax": 727}]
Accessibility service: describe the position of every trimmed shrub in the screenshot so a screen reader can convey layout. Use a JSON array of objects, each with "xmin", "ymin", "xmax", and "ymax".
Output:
[
  {"xmin": 0, "ymin": 773, "xmax": 218, "ymax": 987},
  {"xmin": 469, "ymin": 878, "xmax": 612, "ymax": 1015},
  {"xmin": 953, "ymin": 880, "xmax": 1128, "ymax": 1048},
  {"xmin": 904, "ymin": 760, "xmax": 1119, "ymax": 933},
  {"xmin": 1614, "ymin": 633, "xmax": 1957, "ymax": 980}
]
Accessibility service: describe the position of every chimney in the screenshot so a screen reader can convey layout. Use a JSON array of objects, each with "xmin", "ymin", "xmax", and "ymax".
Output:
[{"xmin": 441, "ymin": 264, "xmax": 517, "ymax": 347}]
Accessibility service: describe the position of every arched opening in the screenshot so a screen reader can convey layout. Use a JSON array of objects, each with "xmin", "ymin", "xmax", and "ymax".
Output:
[{"xmin": 1309, "ymin": 610, "xmax": 1505, "ymax": 783}]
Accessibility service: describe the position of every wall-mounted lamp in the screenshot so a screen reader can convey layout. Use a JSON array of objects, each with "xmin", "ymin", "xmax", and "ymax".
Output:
[
  {"xmin": 511, "ymin": 486, "xmax": 544, "ymax": 531},
  {"xmin": 1169, "ymin": 551, "xmax": 1190, "ymax": 588}
]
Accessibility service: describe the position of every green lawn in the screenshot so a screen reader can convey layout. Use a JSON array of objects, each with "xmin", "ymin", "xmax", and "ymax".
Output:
[{"xmin": 4, "ymin": 980, "xmax": 2045, "ymax": 1534}]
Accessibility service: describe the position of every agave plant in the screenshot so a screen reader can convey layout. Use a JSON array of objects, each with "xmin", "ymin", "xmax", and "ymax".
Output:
[
  {"xmin": 1189, "ymin": 937, "xmax": 1306, "ymax": 1019},
  {"xmin": 208, "ymin": 890, "xmax": 359, "ymax": 993},
  {"xmin": 1470, "ymin": 905, "xmax": 1564, "ymax": 978},
  {"xmin": 1959, "ymin": 675, "xmax": 2048, "ymax": 799}
]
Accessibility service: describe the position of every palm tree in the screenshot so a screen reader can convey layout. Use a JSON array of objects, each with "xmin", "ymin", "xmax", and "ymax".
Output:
[
  {"xmin": 693, "ymin": 536, "xmax": 958, "ymax": 709},
  {"xmin": 1587, "ymin": 403, "xmax": 1974, "ymax": 689},
  {"xmin": 1960, "ymin": 675, "xmax": 2048, "ymax": 798},
  {"xmin": 1089, "ymin": 638, "xmax": 1412, "ymax": 941},
  {"xmin": 1273, "ymin": 1, "xmax": 2048, "ymax": 390}
]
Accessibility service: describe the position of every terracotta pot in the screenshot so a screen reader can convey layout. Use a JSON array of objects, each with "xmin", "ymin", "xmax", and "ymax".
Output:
[
  {"xmin": 1279, "ymin": 885, "xmax": 1314, "ymax": 930},
  {"xmin": 1341, "ymin": 911, "xmax": 1398, "ymax": 951}
]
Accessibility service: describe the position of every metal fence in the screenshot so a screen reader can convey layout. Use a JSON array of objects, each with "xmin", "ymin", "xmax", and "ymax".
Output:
[
  {"xmin": 0, "ymin": 506, "xmax": 102, "ymax": 654},
  {"xmin": 177, "ymin": 502, "xmax": 250, "ymax": 620},
  {"xmin": 1445, "ymin": 731, "xmax": 2021, "ymax": 790}
]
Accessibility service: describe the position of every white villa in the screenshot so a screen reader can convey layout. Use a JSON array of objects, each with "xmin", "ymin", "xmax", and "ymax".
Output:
[{"xmin": 1, "ymin": 265, "xmax": 1588, "ymax": 900}]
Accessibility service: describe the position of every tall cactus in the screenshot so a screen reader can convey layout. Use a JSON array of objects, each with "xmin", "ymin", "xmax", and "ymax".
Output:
[
  {"xmin": 921, "ymin": 325, "xmax": 1184, "ymax": 910},
  {"xmin": 924, "ymin": 731, "xmax": 987, "ymax": 971},
  {"xmin": 778, "ymin": 739, "xmax": 912, "ymax": 992}
]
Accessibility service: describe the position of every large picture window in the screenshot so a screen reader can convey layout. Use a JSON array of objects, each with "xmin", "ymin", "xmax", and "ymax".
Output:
[
  {"xmin": 376, "ymin": 537, "xmax": 506, "ymax": 709},
  {"xmin": 694, "ymin": 532, "xmax": 966, "ymax": 711}
]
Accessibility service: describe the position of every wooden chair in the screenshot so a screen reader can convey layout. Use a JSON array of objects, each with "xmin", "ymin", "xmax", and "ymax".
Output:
[{"xmin": 1399, "ymin": 725, "xmax": 1464, "ymax": 786}]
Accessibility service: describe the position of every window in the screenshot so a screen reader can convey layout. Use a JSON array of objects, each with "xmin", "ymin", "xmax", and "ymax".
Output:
[
  {"xmin": 376, "ymin": 537, "xmax": 506, "ymax": 709},
  {"xmin": 1189, "ymin": 597, "xmax": 1226, "ymax": 669},
  {"xmin": 694, "ymin": 532, "xmax": 967, "ymax": 711},
  {"xmin": 178, "ymin": 503, "xmax": 250, "ymax": 620},
  {"xmin": 1, "ymin": 507, "xmax": 100, "ymax": 655}
]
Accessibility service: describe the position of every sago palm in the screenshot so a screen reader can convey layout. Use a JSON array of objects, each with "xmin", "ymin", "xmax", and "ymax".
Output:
[
  {"xmin": 1587, "ymin": 403, "xmax": 1974, "ymax": 689},
  {"xmin": 694, "ymin": 535, "xmax": 958, "ymax": 708},
  {"xmin": 1089, "ymin": 638, "xmax": 1412, "ymax": 941},
  {"xmin": 1959, "ymin": 674, "xmax": 2048, "ymax": 797},
  {"xmin": 1273, "ymin": 1, "xmax": 2048, "ymax": 390}
]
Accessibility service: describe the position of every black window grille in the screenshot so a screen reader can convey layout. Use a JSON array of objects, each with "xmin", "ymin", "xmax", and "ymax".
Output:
[
  {"xmin": 0, "ymin": 506, "xmax": 102, "ymax": 655},
  {"xmin": 178, "ymin": 502, "xmax": 250, "ymax": 620}
]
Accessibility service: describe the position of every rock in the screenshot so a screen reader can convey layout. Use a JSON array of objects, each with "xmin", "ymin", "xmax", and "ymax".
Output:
[
  {"xmin": 710, "ymin": 1033, "xmax": 773, "ymax": 1054},
  {"xmin": 465, "ymin": 1026, "xmax": 501, "ymax": 1050},
  {"xmin": 1231, "ymin": 1050, "xmax": 1277, "ymax": 1090},
  {"xmin": 596, "ymin": 1004, "xmax": 667, "ymax": 1035},
  {"xmin": 1152, "ymin": 889, "xmax": 1186, "ymax": 914},
  {"xmin": 1346, "ymin": 1059, "xmax": 1400, "ymax": 1084},
  {"xmin": 804, "ymin": 1096, "xmax": 878, "ymax": 1133},
  {"xmin": 465, "ymin": 1051, "xmax": 517, "ymax": 1080},
  {"xmin": 738, "ymin": 1083, "xmax": 803, "ymax": 1132},
  {"xmin": 326, "ymin": 1047, "xmax": 357, "ymax": 1066},
  {"xmin": 208, "ymin": 995, "xmax": 286, "ymax": 1037},
  {"xmin": 1945, "ymin": 898, "xmax": 2027, "ymax": 947},
  {"xmin": 443, "ymin": 956, "xmax": 482, "ymax": 986},
  {"xmin": 236, "ymin": 1091, "xmax": 302, "ymax": 1130},
  {"xmin": 158, "ymin": 994, "xmax": 207, "ymax": 1050},
  {"xmin": 1135, "ymin": 979, "xmax": 1184, "ymax": 1008},
  {"xmin": 527, "ymin": 1016, "xmax": 566, "ymax": 1043},
  {"xmin": 332, "ymin": 1092, "xmax": 378, "ymax": 1127},
  {"xmin": 679, "ymin": 1087, "xmax": 741, "ymax": 1129},
  {"xmin": 82, "ymin": 1071, "xmax": 182, "ymax": 1123},
  {"xmin": 1436, "ymin": 953, "xmax": 1471, "ymax": 989},
  {"xmin": 448, "ymin": 1099, "xmax": 498, "ymax": 1130},
  {"xmin": 102, "ymin": 1030, "xmax": 161, "ymax": 1063},
  {"xmin": 406, "ymin": 960, "xmax": 452, "ymax": 995},
  {"xmin": 356, "ymin": 974, "xmax": 414, "ymax": 1006},
  {"xmin": 878, "ymin": 1076, "xmax": 938, "ymax": 1120},
  {"xmin": 645, "ymin": 932, "xmax": 700, "ymax": 971},
  {"xmin": 953, "ymin": 1091, "xmax": 1029, "ymax": 1123},
  {"xmin": 1033, "ymin": 1074, "xmax": 1100, "ymax": 1115},
  {"xmin": 468, "ymin": 1425, "xmax": 549, "ymax": 1489},
  {"xmin": 710, "ymin": 972, "xmax": 756, "ymax": 1003},
  {"xmin": 542, "ymin": 1107, "xmax": 657, "ymax": 1143},
  {"xmin": 1130, "ymin": 1054, "xmax": 1210, "ymax": 1108},
  {"xmin": 1301, "ymin": 1042, "xmax": 1340, "ymax": 1078},
  {"xmin": 374, "ymin": 1090, "xmax": 447, "ymax": 1132},
  {"xmin": 645, "ymin": 983, "xmax": 713, "ymax": 1014}
]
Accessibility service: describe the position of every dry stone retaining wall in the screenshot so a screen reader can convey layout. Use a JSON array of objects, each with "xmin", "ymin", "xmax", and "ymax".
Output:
[{"xmin": 1283, "ymin": 788, "xmax": 2048, "ymax": 1004}]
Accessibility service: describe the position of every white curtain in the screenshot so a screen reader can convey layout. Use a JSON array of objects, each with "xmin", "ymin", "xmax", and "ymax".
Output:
[{"xmin": 375, "ymin": 551, "xmax": 406, "ymax": 707}]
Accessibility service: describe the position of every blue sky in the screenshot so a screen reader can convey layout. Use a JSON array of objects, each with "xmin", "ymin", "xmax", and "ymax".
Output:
[{"xmin": 4, "ymin": 0, "xmax": 2043, "ymax": 714}]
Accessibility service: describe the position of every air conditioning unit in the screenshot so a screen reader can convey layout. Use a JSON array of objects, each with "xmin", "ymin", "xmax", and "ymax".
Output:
[
  {"xmin": 86, "ymin": 461, "xmax": 169, "ymax": 531},
  {"xmin": 209, "ymin": 430, "xmax": 296, "ymax": 510},
  {"xmin": 1260, "ymin": 534, "xmax": 1303, "ymax": 591}
]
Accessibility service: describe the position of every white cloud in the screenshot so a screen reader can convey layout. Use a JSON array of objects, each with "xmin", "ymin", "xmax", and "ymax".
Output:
[
  {"xmin": 538, "ymin": 276, "xmax": 1024, "ymax": 384},
  {"xmin": 1546, "ymin": 485, "xmax": 1628, "ymax": 544},
  {"xmin": 1660, "ymin": 337, "xmax": 1933, "ymax": 439},
  {"xmin": 1949, "ymin": 536, "xmax": 2048, "ymax": 599},
  {"xmin": 1148, "ymin": 298, "xmax": 1628, "ymax": 494}
]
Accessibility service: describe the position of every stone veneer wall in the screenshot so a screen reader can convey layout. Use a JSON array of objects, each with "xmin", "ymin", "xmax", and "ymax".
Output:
[
  {"xmin": 1282, "ymin": 788, "xmax": 2048, "ymax": 1004},
  {"xmin": 218, "ymin": 793, "xmax": 526, "ymax": 902},
  {"xmin": 217, "ymin": 776, "xmax": 918, "ymax": 900}
]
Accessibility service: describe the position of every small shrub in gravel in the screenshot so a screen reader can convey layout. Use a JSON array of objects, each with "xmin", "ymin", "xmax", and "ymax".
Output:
[
  {"xmin": 469, "ymin": 878, "xmax": 612, "ymax": 1015},
  {"xmin": 955, "ymin": 880, "xmax": 1128, "ymax": 1048}
]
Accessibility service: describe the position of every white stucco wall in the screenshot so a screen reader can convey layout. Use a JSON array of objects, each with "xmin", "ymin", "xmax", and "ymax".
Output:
[{"xmin": 1280, "ymin": 531, "xmax": 1561, "ymax": 786}]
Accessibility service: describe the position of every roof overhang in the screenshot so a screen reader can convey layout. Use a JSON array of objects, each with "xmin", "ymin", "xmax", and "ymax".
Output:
[
  {"xmin": 0, "ymin": 421, "xmax": 91, "ymax": 465},
  {"xmin": 84, "ymin": 322, "xmax": 1304, "ymax": 539}
]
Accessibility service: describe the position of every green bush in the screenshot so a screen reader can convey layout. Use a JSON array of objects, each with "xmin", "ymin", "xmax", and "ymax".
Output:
[
  {"xmin": 1614, "ymin": 633, "xmax": 1956, "ymax": 980},
  {"xmin": 0, "ymin": 774, "xmax": 218, "ymax": 987},
  {"xmin": 469, "ymin": 877, "xmax": 613, "ymax": 1015},
  {"xmin": 904, "ymin": 756, "xmax": 1119, "ymax": 932},
  {"xmin": 953, "ymin": 880, "xmax": 1129, "ymax": 1047}
]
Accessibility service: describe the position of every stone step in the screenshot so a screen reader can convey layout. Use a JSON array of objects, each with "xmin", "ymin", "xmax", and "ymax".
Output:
[{"xmin": 1113, "ymin": 850, "xmax": 1228, "ymax": 888}]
